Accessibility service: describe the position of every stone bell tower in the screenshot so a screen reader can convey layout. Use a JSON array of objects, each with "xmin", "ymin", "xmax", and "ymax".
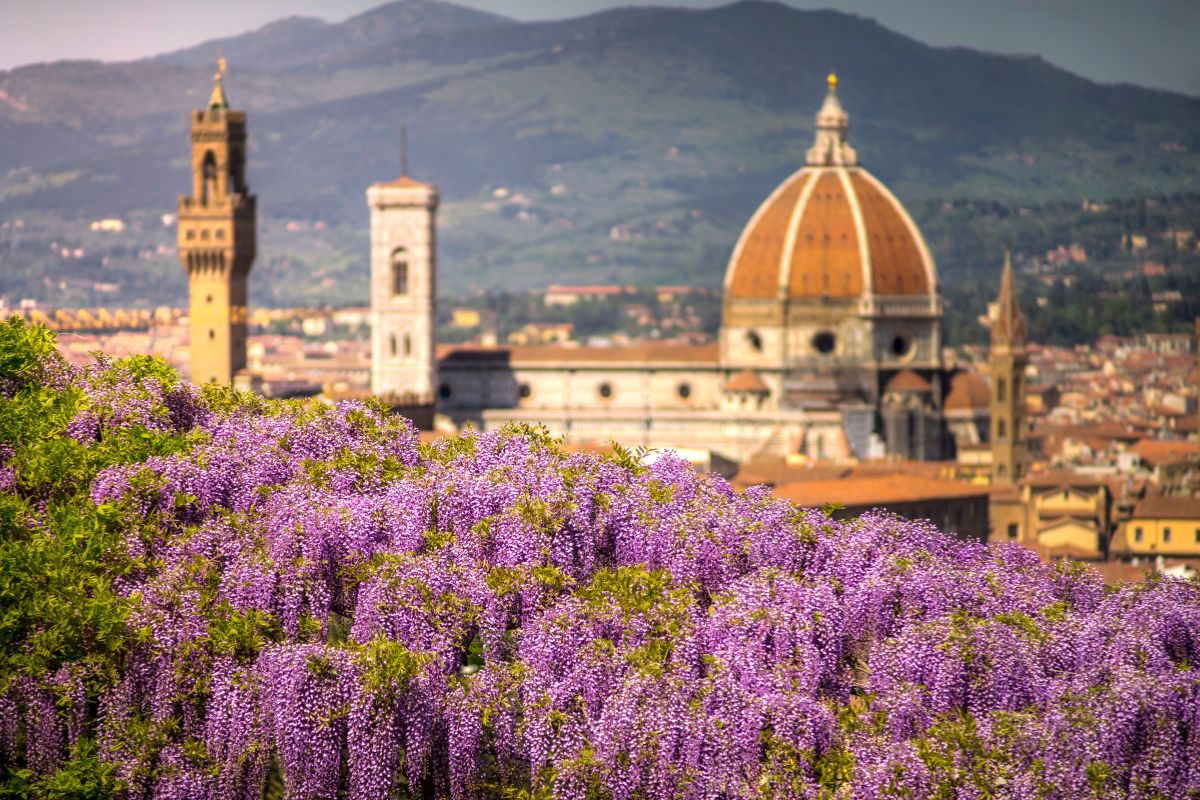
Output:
[
  {"xmin": 178, "ymin": 61, "xmax": 256, "ymax": 386},
  {"xmin": 367, "ymin": 154, "xmax": 438, "ymax": 400},
  {"xmin": 989, "ymin": 253, "xmax": 1028, "ymax": 484}
]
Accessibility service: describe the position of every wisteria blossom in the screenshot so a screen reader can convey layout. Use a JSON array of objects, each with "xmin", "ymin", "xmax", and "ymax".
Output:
[{"xmin": 1, "ymin": 322, "xmax": 1199, "ymax": 800}]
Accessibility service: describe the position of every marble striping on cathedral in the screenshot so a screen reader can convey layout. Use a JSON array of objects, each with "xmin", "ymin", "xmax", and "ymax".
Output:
[{"xmin": 364, "ymin": 74, "xmax": 994, "ymax": 464}]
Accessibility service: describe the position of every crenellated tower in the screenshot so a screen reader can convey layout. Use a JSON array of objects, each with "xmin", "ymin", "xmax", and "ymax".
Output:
[
  {"xmin": 989, "ymin": 253, "xmax": 1028, "ymax": 484},
  {"xmin": 178, "ymin": 61, "xmax": 256, "ymax": 386}
]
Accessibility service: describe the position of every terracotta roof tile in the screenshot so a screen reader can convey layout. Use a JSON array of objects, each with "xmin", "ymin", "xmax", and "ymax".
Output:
[
  {"xmin": 774, "ymin": 475, "xmax": 987, "ymax": 507},
  {"xmin": 1131, "ymin": 493, "xmax": 1200, "ymax": 520},
  {"xmin": 885, "ymin": 369, "xmax": 932, "ymax": 393},
  {"xmin": 944, "ymin": 371, "xmax": 990, "ymax": 411},
  {"xmin": 1129, "ymin": 439, "xmax": 1199, "ymax": 466},
  {"xmin": 726, "ymin": 369, "xmax": 770, "ymax": 393}
]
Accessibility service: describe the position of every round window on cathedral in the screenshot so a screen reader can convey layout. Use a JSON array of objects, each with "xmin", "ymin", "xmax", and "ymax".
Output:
[
  {"xmin": 438, "ymin": 383, "xmax": 452, "ymax": 400},
  {"xmin": 677, "ymin": 382, "xmax": 692, "ymax": 400},
  {"xmin": 518, "ymin": 383, "xmax": 532, "ymax": 400},
  {"xmin": 746, "ymin": 330, "xmax": 763, "ymax": 353},
  {"xmin": 812, "ymin": 331, "xmax": 836, "ymax": 354},
  {"xmin": 598, "ymin": 382, "xmax": 613, "ymax": 399},
  {"xmin": 890, "ymin": 334, "xmax": 911, "ymax": 358}
]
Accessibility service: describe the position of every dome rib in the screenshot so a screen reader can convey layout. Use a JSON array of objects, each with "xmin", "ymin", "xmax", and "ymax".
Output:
[
  {"xmin": 850, "ymin": 171, "xmax": 935, "ymax": 295},
  {"xmin": 724, "ymin": 79, "xmax": 937, "ymax": 305},
  {"xmin": 724, "ymin": 170, "xmax": 810, "ymax": 299}
]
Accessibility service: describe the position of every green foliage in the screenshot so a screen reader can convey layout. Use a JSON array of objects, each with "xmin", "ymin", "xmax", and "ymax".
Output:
[{"xmin": 0, "ymin": 320, "xmax": 202, "ymax": 795}]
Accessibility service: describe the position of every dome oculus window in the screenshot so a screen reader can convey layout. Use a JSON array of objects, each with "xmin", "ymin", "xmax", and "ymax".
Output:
[
  {"xmin": 438, "ymin": 383, "xmax": 452, "ymax": 400},
  {"xmin": 677, "ymin": 382, "xmax": 692, "ymax": 400},
  {"xmin": 598, "ymin": 382, "xmax": 613, "ymax": 399},
  {"xmin": 812, "ymin": 331, "xmax": 836, "ymax": 354},
  {"xmin": 518, "ymin": 383, "xmax": 532, "ymax": 399},
  {"xmin": 890, "ymin": 334, "xmax": 911, "ymax": 358},
  {"xmin": 746, "ymin": 330, "xmax": 763, "ymax": 353}
]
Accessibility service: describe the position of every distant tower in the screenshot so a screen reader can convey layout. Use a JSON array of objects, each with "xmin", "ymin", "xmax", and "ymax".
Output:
[
  {"xmin": 368, "ymin": 146, "xmax": 438, "ymax": 400},
  {"xmin": 178, "ymin": 61, "xmax": 255, "ymax": 386},
  {"xmin": 990, "ymin": 253, "xmax": 1028, "ymax": 484}
]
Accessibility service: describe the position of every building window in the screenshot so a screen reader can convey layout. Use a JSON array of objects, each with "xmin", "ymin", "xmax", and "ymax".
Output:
[
  {"xmin": 391, "ymin": 250, "xmax": 409, "ymax": 296},
  {"xmin": 201, "ymin": 150, "xmax": 217, "ymax": 204},
  {"xmin": 677, "ymin": 382, "xmax": 692, "ymax": 399},
  {"xmin": 997, "ymin": 378, "xmax": 1007, "ymax": 402},
  {"xmin": 598, "ymin": 382, "xmax": 613, "ymax": 399},
  {"xmin": 890, "ymin": 335, "xmax": 910, "ymax": 358},
  {"xmin": 1007, "ymin": 523, "xmax": 1018, "ymax": 539},
  {"xmin": 1134, "ymin": 527, "xmax": 1143, "ymax": 543},
  {"xmin": 403, "ymin": 334, "xmax": 412, "ymax": 357},
  {"xmin": 997, "ymin": 465, "xmax": 1007, "ymax": 479},
  {"xmin": 208, "ymin": 329, "xmax": 215, "ymax": 340},
  {"xmin": 389, "ymin": 334, "xmax": 397, "ymax": 358},
  {"xmin": 746, "ymin": 330, "xmax": 763, "ymax": 353},
  {"xmin": 206, "ymin": 294, "xmax": 213, "ymax": 303},
  {"xmin": 812, "ymin": 331, "xmax": 836, "ymax": 354},
  {"xmin": 438, "ymin": 383, "xmax": 452, "ymax": 400},
  {"xmin": 1163, "ymin": 527, "xmax": 1172, "ymax": 544},
  {"xmin": 518, "ymin": 383, "xmax": 532, "ymax": 399},
  {"xmin": 1194, "ymin": 527, "xmax": 1200, "ymax": 544},
  {"xmin": 996, "ymin": 419, "xmax": 1007, "ymax": 439}
]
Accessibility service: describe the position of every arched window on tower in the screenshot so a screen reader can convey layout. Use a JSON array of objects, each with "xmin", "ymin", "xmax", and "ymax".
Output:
[
  {"xmin": 201, "ymin": 151, "xmax": 218, "ymax": 204},
  {"xmin": 997, "ymin": 377, "xmax": 1007, "ymax": 403},
  {"xmin": 391, "ymin": 249, "xmax": 409, "ymax": 296},
  {"xmin": 389, "ymin": 334, "xmax": 397, "ymax": 359},
  {"xmin": 997, "ymin": 418, "xmax": 1007, "ymax": 440},
  {"xmin": 403, "ymin": 334, "xmax": 412, "ymax": 357}
]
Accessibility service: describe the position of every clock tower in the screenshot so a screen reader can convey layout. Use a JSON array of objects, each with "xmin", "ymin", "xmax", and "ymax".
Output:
[{"xmin": 178, "ymin": 62, "xmax": 256, "ymax": 386}]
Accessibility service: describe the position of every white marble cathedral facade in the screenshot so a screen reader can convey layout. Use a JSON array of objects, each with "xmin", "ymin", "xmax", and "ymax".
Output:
[{"xmin": 372, "ymin": 77, "xmax": 990, "ymax": 463}]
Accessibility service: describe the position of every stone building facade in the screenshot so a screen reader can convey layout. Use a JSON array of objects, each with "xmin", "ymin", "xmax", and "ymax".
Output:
[{"xmin": 431, "ymin": 76, "xmax": 989, "ymax": 463}]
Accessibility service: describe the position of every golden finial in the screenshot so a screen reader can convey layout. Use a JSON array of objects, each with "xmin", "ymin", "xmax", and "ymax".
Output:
[
  {"xmin": 208, "ymin": 56, "xmax": 229, "ymax": 110},
  {"xmin": 827, "ymin": 71, "xmax": 838, "ymax": 93}
]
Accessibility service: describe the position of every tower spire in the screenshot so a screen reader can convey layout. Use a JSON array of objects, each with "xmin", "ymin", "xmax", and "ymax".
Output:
[
  {"xmin": 806, "ymin": 71, "xmax": 857, "ymax": 167},
  {"xmin": 208, "ymin": 58, "xmax": 229, "ymax": 111},
  {"xmin": 400, "ymin": 124, "xmax": 409, "ymax": 178},
  {"xmin": 989, "ymin": 251, "xmax": 1028, "ymax": 485},
  {"xmin": 992, "ymin": 251, "xmax": 1026, "ymax": 349}
]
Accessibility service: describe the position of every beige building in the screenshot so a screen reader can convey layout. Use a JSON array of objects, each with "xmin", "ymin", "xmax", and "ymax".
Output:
[
  {"xmin": 1115, "ymin": 494, "xmax": 1200, "ymax": 559},
  {"xmin": 989, "ymin": 472, "xmax": 1116, "ymax": 560},
  {"xmin": 432, "ymin": 76, "xmax": 991, "ymax": 463},
  {"xmin": 178, "ymin": 63, "xmax": 256, "ymax": 386}
]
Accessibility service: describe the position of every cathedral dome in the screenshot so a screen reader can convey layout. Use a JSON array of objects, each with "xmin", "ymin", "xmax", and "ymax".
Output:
[{"xmin": 723, "ymin": 76, "xmax": 936, "ymax": 302}]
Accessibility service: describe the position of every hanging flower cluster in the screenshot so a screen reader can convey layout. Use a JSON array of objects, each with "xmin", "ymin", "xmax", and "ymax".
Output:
[{"xmin": 1, "ymin": 320, "xmax": 1198, "ymax": 799}]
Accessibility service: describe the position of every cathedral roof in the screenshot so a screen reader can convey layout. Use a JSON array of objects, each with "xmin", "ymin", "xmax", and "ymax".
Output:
[
  {"xmin": 723, "ymin": 77, "xmax": 936, "ymax": 303},
  {"xmin": 437, "ymin": 343, "xmax": 718, "ymax": 366},
  {"xmin": 944, "ymin": 371, "xmax": 991, "ymax": 411},
  {"xmin": 885, "ymin": 369, "xmax": 932, "ymax": 393},
  {"xmin": 726, "ymin": 369, "xmax": 770, "ymax": 393}
]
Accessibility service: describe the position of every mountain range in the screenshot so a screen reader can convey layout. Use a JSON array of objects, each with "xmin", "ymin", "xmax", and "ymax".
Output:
[{"xmin": 1, "ymin": 0, "xmax": 1197, "ymax": 303}]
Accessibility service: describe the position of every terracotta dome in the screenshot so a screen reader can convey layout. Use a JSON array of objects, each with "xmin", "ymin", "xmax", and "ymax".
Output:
[{"xmin": 724, "ymin": 76, "xmax": 936, "ymax": 302}]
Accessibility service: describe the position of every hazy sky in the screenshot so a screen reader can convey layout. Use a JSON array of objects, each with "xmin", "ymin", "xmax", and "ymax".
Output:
[{"xmin": 3, "ymin": 0, "xmax": 1198, "ymax": 95}]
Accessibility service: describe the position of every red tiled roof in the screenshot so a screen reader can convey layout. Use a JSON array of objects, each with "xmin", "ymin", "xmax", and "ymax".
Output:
[
  {"xmin": 944, "ymin": 371, "xmax": 990, "ymax": 411},
  {"xmin": 775, "ymin": 475, "xmax": 987, "ymax": 508},
  {"xmin": 1131, "ymin": 493, "xmax": 1200, "ymax": 520},
  {"xmin": 1129, "ymin": 439, "xmax": 1198, "ymax": 466},
  {"xmin": 885, "ymin": 369, "xmax": 932, "ymax": 393},
  {"xmin": 726, "ymin": 369, "xmax": 769, "ymax": 393}
]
